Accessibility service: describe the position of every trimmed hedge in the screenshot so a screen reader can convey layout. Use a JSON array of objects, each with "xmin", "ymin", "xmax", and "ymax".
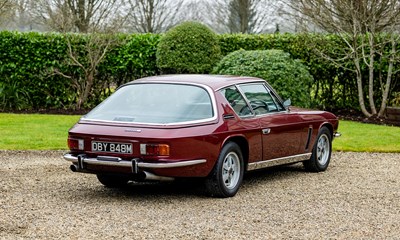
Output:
[
  {"xmin": 218, "ymin": 34, "xmax": 359, "ymax": 110},
  {"xmin": 218, "ymin": 33, "xmax": 400, "ymax": 111},
  {"xmin": 0, "ymin": 32, "xmax": 71, "ymax": 110},
  {"xmin": 1, "ymin": 31, "xmax": 399, "ymax": 111},
  {"xmin": 156, "ymin": 22, "xmax": 221, "ymax": 74},
  {"xmin": 0, "ymin": 32, "xmax": 160, "ymax": 110},
  {"xmin": 214, "ymin": 49, "xmax": 313, "ymax": 107}
]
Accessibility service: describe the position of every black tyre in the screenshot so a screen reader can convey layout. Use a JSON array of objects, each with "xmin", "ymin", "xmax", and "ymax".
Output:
[
  {"xmin": 96, "ymin": 173, "xmax": 130, "ymax": 188},
  {"xmin": 303, "ymin": 126, "xmax": 332, "ymax": 172},
  {"xmin": 205, "ymin": 142, "xmax": 244, "ymax": 198}
]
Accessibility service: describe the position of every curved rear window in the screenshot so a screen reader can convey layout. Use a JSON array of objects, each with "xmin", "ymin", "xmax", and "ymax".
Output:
[{"xmin": 83, "ymin": 83, "xmax": 215, "ymax": 124}]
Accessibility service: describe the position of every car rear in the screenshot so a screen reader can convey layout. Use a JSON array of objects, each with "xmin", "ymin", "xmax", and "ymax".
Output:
[{"xmin": 64, "ymin": 81, "xmax": 222, "ymax": 180}]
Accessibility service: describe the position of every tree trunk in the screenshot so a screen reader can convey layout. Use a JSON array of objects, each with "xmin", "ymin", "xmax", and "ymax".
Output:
[
  {"xmin": 368, "ymin": 54, "xmax": 377, "ymax": 115},
  {"xmin": 378, "ymin": 37, "xmax": 396, "ymax": 117},
  {"xmin": 76, "ymin": 77, "xmax": 85, "ymax": 109},
  {"xmin": 368, "ymin": 36, "xmax": 377, "ymax": 115},
  {"xmin": 81, "ymin": 71, "xmax": 94, "ymax": 109},
  {"xmin": 146, "ymin": 0, "xmax": 154, "ymax": 33},
  {"xmin": 354, "ymin": 58, "xmax": 372, "ymax": 117}
]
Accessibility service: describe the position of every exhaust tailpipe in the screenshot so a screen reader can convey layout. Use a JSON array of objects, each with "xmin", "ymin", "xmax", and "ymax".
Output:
[
  {"xmin": 143, "ymin": 171, "xmax": 174, "ymax": 181},
  {"xmin": 70, "ymin": 164, "xmax": 173, "ymax": 181},
  {"xmin": 69, "ymin": 164, "xmax": 89, "ymax": 173},
  {"xmin": 70, "ymin": 164, "xmax": 78, "ymax": 172}
]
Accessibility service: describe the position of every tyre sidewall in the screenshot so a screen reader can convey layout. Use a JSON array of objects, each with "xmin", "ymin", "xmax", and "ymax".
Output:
[
  {"xmin": 312, "ymin": 127, "xmax": 332, "ymax": 171},
  {"xmin": 212, "ymin": 142, "xmax": 244, "ymax": 197}
]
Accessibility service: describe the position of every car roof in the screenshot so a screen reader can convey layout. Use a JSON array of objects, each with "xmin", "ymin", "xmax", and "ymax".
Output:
[{"xmin": 128, "ymin": 74, "xmax": 265, "ymax": 90}]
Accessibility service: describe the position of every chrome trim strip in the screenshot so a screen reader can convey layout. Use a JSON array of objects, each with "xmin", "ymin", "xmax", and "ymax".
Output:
[
  {"xmin": 137, "ymin": 160, "xmax": 206, "ymax": 168},
  {"xmin": 223, "ymin": 114, "xmax": 235, "ymax": 120},
  {"xmin": 247, "ymin": 153, "xmax": 312, "ymax": 171},
  {"xmin": 63, "ymin": 154, "xmax": 206, "ymax": 169},
  {"xmin": 80, "ymin": 116, "xmax": 217, "ymax": 127},
  {"xmin": 334, "ymin": 132, "xmax": 341, "ymax": 138},
  {"xmin": 64, "ymin": 154, "xmax": 79, "ymax": 162}
]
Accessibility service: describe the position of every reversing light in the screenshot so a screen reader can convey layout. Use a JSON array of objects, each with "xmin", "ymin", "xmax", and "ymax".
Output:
[
  {"xmin": 68, "ymin": 138, "xmax": 84, "ymax": 150},
  {"xmin": 140, "ymin": 144, "xmax": 170, "ymax": 156}
]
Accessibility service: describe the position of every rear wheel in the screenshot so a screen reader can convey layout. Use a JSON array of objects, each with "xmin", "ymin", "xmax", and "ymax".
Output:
[
  {"xmin": 205, "ymin": 142, "xmax": 244, "ymax": 198},
  {"xmin": 96, "ymin": 173, "xmax": 130, "ymax": 188},
  {"xmin": 303, "ymin": 126, "xmax": 332, "ymax": 172}
]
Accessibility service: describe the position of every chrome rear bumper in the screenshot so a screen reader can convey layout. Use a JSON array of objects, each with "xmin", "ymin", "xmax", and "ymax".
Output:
[
  {"xmin": 63, "ymin": 153, "xmax": 206, "ymax": 172},
  {"xmin": 334, "ymin": 132, "xmax": 342, "ymax": 138}
]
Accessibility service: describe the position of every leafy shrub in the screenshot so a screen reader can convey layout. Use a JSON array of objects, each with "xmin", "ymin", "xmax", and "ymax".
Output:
[
  {"xmin": 156, "ymin": 21, "xmax": 221, "ymax": 74},
  {"xmin": 390, "ymin": 92, "xmax": 400, "ymax": 107},
  {"xmin": 100, "ymin": 33, "xmax": 160, "ymax": 87},
  {"xmin": 0, "ymin": 32, "xmax": 160, "ymax": 110},
  {"xmin": 0, "ymin": 31, "xmax": 73, "ymax": 110},
  {"xmin": 2, "ymin": 31, "xmax": 396, "ymax": 112},
  {"xmin": 0, "ymin": 80, "xmax": 29, "ymax": 110},
  {"xmin": 213, "ymin": 49, "xmax": 313, "ymax": 107},
  {"xmin": 217, "ymin": 34, "xmax": 360, "ymax": 110}
]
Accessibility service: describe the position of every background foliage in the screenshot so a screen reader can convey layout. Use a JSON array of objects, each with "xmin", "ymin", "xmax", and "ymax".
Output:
[
  {"xmin": 0, "ymin": 32, "xmax": 160, "ymax": 110},
  {"xmin": 0, "ymin": 31, "xmax": 399, "ymax": 111},
  {"xmin": 213, "ymin": 49, "xmax": 313, "ymax": 107},
  {"xmin": 0, "ymin": 31, "xmax": 70, "ymax": 110},
  {"xmin": 156, "ymin": 22, "xmax": 221, "ymax": 74}
]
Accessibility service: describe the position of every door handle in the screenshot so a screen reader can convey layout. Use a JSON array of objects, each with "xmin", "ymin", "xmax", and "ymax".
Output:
[{"xmin": 262, "ymin": 128, "xmax": 271, "ymax": 134}]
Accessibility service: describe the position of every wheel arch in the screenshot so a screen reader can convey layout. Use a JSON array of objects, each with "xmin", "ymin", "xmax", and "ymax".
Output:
[
  {"xmin": 320, "ymin": 122, "xmax": 334, "ymax": 138},
  {"xmin": 221, "ymin": 135, "xmax": 249, "ymax": 170}
]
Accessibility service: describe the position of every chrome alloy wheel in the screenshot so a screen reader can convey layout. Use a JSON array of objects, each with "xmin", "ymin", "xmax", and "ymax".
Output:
[
  {"xmin": 316, "ymin": 134, "xmax": 330, "ymax": 166},
  {"xmin": 222, "ymin": 152, "xmax": 241, "ymax": 189}
]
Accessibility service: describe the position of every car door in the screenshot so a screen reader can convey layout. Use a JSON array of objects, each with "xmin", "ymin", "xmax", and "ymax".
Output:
[
  {"xmin": 219, "ymin": 85, "xmax": 263, "ymax": 163},
  {"xmin": 237, "ymin": 83, "xmax": 305, "ymax": 161}
]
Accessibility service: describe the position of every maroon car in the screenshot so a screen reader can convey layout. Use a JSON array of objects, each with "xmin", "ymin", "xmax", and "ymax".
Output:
[{"xmin": 64, "ymin": 75, "xmax": 340, "ymax": 197}]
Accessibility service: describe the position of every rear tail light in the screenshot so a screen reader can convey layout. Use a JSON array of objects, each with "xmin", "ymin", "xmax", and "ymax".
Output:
[
  {"xmin": 68, "ymin": 138, "xmax": 84, "ymax": 150},
  {"xmin": 140, "ymin": 144, "xmax": 170, "ymax": 156}
]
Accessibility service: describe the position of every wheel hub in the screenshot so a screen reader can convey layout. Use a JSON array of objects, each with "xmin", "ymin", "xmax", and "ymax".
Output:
[{"xmin": 222, "ymin": 152, "xmax": 241, "ymax": 189}]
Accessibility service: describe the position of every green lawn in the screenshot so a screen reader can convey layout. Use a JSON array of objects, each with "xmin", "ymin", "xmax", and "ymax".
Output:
[
  {"xmin": 333, "ymin": 120, "xmax": 400, "ymax": 152},
  {"xmin": 0, "ymin": 113, "xmax": 399, "ymax": 152},
  {"xmin": 0, "ymin": 113, "xmax": 80, "ymax": 150}
]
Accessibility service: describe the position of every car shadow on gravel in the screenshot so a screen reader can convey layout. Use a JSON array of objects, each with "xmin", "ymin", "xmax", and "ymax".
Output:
[
  {"xmin": 65, "ymin": 163, "xmax": 308, "ymax": 200},
  {"xmin": 68, "ymin": 179, "xmax": 209, "ymax": 200},
  {"xmin": 244, "ymin": 163, "xmax": 306, "ymax": 183}
]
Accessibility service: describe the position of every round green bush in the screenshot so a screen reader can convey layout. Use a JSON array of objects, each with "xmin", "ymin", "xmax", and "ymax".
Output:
[
  {"xmin": 156, "ymin": 22, "xmax": 221, "ymax": 74},
  {"xmin": 213, "ymin": 49, "xmax": 313, "ymax": 107}
]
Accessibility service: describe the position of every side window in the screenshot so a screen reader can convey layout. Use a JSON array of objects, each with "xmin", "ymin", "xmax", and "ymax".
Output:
[
  {"xmin": 238, "ymin": 83, "xmax": 280, "ymax": 115},
  {"xmin": 220, "ymin": 86, "xmax": 252, "ymax": 117},
  {"xmin": 269, "ymin": 91, "xmax": 285, "ymax": 111}
]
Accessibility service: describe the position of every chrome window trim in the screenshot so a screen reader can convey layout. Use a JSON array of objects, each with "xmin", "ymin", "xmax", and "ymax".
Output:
[
  {"xmin": 81, "ymin": 82, "xmax": 218, "ymax": 126},
  {"xmin": 236, "ymin": 84, "xmax": 256, "ymax": 116},
  {"xmin": 262, "ymin": 82, "xmax": 287, "ymax": 111},
  {"xmin": 219, "ymin": 85, "xmax": 255, "ymax": 118},
  {"xmin": 236, "ymin": 82, "xmax": 285, "ymax": 117}
]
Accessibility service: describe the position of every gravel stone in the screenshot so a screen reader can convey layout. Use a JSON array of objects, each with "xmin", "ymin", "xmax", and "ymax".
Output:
[{"xmin": 0, "ymin": 151, "xmax": 399, "ymax": 239}]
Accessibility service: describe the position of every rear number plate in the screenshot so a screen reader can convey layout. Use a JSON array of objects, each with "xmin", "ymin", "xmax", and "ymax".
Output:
[{"xmin": 91, "ymin": 141, "xmax": 133, "ymax": 154}]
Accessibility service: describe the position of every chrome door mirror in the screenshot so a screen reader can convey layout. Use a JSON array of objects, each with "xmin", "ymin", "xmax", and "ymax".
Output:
[{"xmin": 283, "ymin": 99, "xmax": 291, "ymax": 108}]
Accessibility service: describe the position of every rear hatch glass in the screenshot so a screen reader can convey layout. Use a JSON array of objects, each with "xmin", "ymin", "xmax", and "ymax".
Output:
[{"xmin": 83, "ymin": 83, "xmax": 215, "ymax": 125}]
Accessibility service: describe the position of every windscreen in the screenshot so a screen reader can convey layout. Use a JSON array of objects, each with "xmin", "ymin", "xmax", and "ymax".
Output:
[{"xmin": 83, "ymin": 83, "xmax": 214, "ymax": 124}]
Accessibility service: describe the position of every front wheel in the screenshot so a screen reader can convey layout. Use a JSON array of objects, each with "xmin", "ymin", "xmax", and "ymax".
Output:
[
  {"xmin": 303, "ymin": 126, "xmax": 332, "ymax": 172},
  {"xmin": 205, "ymin": 142, "xmax": 244, "ymax": 198}
]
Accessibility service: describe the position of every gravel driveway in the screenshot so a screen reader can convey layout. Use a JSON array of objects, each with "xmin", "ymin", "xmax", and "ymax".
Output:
[{"xmin": 0, "ymin": 151, "xmax": 399, "ymax": 239}]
